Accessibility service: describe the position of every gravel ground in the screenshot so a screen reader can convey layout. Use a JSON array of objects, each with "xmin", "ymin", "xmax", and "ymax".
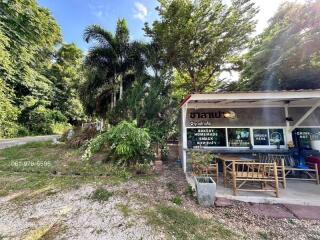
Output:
[{"xmin": 0, "ymin": 163, "xmax": 320, "ymax": 239}]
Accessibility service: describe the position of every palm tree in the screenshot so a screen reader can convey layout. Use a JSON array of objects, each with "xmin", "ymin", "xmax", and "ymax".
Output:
[{"xmin": 83, "ymin": 19, "xmax": 144, "ymax": 113}]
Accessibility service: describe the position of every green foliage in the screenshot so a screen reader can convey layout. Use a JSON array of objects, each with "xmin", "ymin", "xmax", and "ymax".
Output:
[
  {"xmin": 48, "ymin": 43, "xmax": 85, "ymax": 122},
  {"xmin": 91, "ymin": 188, "xmax": 113, "ymax": 202},
  {"xmin": 171, "ymin": 196, "xmax": 183, "ymax": 205},
  {"xmin": 0, "ymin": 0, "xmax": 61, "ymax": 101},
  {"xmin": 184, "ymin": 185, "xmax": 195, "ymax": 198},
  {"xmin": 82, "ymin": 121, "xmax": 152, "ymax": 166},
  {"xmin": 145, "ymin": 0, "xmax": 258, "ymax": 95},
  {"xmin": 190, "ymin": 152, "xmax": 212, "ymax": 175},
  {"xmin": 50, "ymin": 122, "xmax": 72, "ymax": 135},
  {"xmin": 0, "ymin": 80, "xmax": 19, "ymax": 138},
  {"xmin": 24, "ymin": 105, "xmax": 67, "ymax": 135},
  {"xmin": 106, "ymin": 121, "xmax": 152, "ymax": 165},
  {"xmin": 236, "ymin": 1, "xmax": 320, "ymax": 90},
  {"xmin": 81, "ymin": 19, "xmax": 144, "ymax": 116}
]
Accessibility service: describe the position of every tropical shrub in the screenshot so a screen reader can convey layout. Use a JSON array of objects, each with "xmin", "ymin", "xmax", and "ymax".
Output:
[
  {"xmin": 106, "ymin": 121, "xmax": 152, "ymax": 165},
  {"xmin": 82, "ymin": 121, "xmax": 152, "ymax": 166}
]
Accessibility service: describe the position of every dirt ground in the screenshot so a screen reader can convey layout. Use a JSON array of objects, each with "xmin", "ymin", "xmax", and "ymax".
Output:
[{"xmin": 1, "ymin": 163, "xmax": 320, "ymax": 240}]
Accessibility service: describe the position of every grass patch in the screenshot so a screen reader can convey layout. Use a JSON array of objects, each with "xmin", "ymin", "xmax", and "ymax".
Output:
[
  {"xmin": 184, "ymin": 184, "xmax": 195, "ymax": 198},
  {"xmin": 116, "ymin": 203, "xmax": 133, "ymax": 217},
  {"xmin": 144, "ymin": 204, "xmax": 237, "ymax": 240},
  {"xmin": 171, "ymin": 196, "xmax": 183, "ymax": 205},
  {"xmin": 91, "ymin": 188, "xmax": 113, "ymax": 202},
  {"xmin": 0, "ymin": 142, "xmax": 132, "ymax": 201}
]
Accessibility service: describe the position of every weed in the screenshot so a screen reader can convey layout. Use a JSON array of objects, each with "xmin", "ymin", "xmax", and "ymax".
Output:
[
  {"xmin": 166, "ymin": 182, "xmax": 177, "ymax": 192},
  {"xmin": 288, "ymin": 218, "xmax": 296, "ymax": 225},
  {"xmin": 144, "ymin": 204, "xmax": 237, "ymax": 240},
  {"xmin": 258, "ymin": 231, "xmax": 270, "ymax": 240},
  {"xmin": 171, "ymin": 196, "xmax": 183, "ymax": 205},
  {"xmin": 116, "ymin": 203, "xmax": 133, "ymax": 217},
  {"xmin": 91, "ymin": 188, "xmax": 113, "ymax": 202},
  {"xmin": 184, "ymin": 184, "xmax": 195, "ymax": 198}
]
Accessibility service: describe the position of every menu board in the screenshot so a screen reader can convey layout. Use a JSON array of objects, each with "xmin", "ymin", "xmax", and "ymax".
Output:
[
  {"xmin": 228, "ymin": 128, "xmax": 251, "ymax": 147},
  {"xmin": 293, "ymin": 128, "xmax": 320, "ymax": 148},
  {"xmin": 253, "ymin": 129, "xmax": 269, "ymax": 145},
  {"xmin": 269, "ymin": 129, "xmax": 285, "ymax": 145},
  {"xmin": 187, "ymin": 128, "xmax": 226, "ymax": 148}
]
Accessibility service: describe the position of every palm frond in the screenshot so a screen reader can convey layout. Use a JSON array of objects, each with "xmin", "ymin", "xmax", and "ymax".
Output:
[{"xmin": 83, "ymin": 25, "xmax": 117, "ymax": 49}]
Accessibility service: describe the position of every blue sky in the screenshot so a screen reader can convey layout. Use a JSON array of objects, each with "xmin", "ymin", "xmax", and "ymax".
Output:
[
  {"xmin": 38, "ymin": 0, "xmax": 159, "ymax": 51},
  {"xmin": 37, "ymin": 0, "xmax": 295, "ymax": 52}
]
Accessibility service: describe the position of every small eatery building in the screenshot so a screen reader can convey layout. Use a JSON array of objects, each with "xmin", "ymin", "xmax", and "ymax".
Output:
[{"xmin": 180, "ymin": 90, "xmax": 320, "ymax": 172}]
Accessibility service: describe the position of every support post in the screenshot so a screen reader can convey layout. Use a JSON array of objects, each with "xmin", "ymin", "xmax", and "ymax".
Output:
[
  {"xmin": 284, "ymin": 104, "xmax": 293, "ymax": 145},
  {"xmin": 181, "ymin": 106, "xmax": 187, "ymax": 172}
]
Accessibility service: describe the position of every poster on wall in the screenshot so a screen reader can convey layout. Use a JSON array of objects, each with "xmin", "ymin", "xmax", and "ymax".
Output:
[
  {"xmin": 187, "ymin": 128, "xmax": 226, "ymax": 148},
  {"xmin": 253, "ymin": 129, "xmax": 269, "ymax": 145},
  {"xmin": 269, "ymin": 129, "xmax": 285, "ymax": 145},
  {"xmin": 228, "ymin": 128, "xmax": 251, "ymax": 147},
  {"xmin": 293, "ymin": 128, "xmax": 320, "ymax": 148}
]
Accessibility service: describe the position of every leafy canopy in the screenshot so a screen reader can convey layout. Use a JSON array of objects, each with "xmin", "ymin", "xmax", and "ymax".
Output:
[
  {"xmin": 145, "ymin": 0, "xmax": 258, "ymax": 95},
  {"xmin": 235, "ymin": 0, "xmax": 320, "ymax": 90}
]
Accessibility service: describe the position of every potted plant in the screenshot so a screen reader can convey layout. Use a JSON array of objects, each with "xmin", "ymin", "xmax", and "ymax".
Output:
[{"xmin": 190, "ymin": 152, "xmax": 216, "ymax": 207}]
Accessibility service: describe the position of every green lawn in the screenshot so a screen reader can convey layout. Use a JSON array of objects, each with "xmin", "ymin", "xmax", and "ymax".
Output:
[
  {"xmin": 0, "ymin": 142, "xmax": 129, "ymax": 199},
  {"xmin": 144, "ymin": 204, "xmax": 238, "ymax": 240}
]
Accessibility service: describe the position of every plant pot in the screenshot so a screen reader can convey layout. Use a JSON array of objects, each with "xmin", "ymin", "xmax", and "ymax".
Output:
[
  {"xmin": 194, "ymin": 176, "xmax": 216, "ymax": 207},
  {"xmin": 311, "ymin": 140, "xmax": 320, "ymax": 151}
]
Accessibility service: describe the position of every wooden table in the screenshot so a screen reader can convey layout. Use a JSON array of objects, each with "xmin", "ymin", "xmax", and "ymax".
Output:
[{"xmin": 215, "ymin": 154, "xmax": 256, "ymax": 187}]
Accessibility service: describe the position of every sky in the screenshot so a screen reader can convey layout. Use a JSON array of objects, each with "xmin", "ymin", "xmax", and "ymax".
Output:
[{"xmin": 37, "ymin": 0, "xmax": 294, "ymax": 52}]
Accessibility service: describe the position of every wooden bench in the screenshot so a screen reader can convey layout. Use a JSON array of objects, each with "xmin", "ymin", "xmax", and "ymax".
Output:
[
  {"xmin": 259, "ymin": 154, "xmax": 286, "ymax": 188},
  {"xmin": 230, "ymin": 161, "xmax": 279, "ymax": 197},
  {"xmin": 260, "ymin": 154, "xmax": 319, "ymax": 185}
]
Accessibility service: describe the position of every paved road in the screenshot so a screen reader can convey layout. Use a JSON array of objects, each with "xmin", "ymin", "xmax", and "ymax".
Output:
[{"xmin": 0, "ymin": 135, "xmax": 60, "ymax": 149}]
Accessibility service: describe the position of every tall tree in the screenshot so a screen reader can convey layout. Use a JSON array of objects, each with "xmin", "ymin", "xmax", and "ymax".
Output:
[
  {"xmin": 235, "ymin": 0, "xmax": 320, "ymax": 91},
  {"xmin": 83, "ymin": 19, "xmax": 144, "ymax": 116},
  {"xmin": 48, "ymin": 43, "xmax": 85, "ymax": 123},
  {"xmin": 144, "ymin": 0, "xmax": 258, "ymax": 96},
  {"xmin": 0, "ymin": 0, "xmax": 61, "ymax": 103}
]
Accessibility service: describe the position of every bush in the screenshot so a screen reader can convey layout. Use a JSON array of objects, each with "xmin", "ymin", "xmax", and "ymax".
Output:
[
  {"xmin": 0, "ymin": 82, "xmax": 19, "ymax": 138},
  {"xmin": 25, "ymin": 106, "xmax": 67, "ymax": 135},
  {"xmin": 82, "ymin": 120, "xmax": 152, "ymax": 166},
  {"xmin": 50, "ymin": 122, "xmax": 72, "ymax": 135},
  {"xmin": 107, "ymin": 121, "xmax": 152, "ymax": 165}
]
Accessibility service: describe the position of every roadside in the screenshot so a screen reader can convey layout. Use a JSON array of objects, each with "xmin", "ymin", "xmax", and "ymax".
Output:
[
  {"xmin": 0, "ymin": 135, "xmax": 59, "ymax": 149},
  {"xmin": 0, "ymin": 142, "xmax": 319, "ymax": 239}
]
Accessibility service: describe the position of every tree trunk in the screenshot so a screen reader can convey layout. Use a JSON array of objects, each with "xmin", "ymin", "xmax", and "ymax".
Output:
[
  {"xmin": 119, "ymin": 75, "xmax": 123, "ymax": 100},
  {"xmin": 111, "ymin": 92, "xmax": 114, "ymax": 109},
  {"xmin": 113, "ymin": 89, "xmax": 117, "ymax": 107}
]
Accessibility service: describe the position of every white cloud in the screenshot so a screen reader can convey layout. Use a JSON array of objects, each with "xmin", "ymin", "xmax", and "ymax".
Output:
[
  {"xmin": 88, "ymin": 2, "xmax": 107, "ymax": 20},
  {"xmin": 133, "ymin": 2, "xmax": 148, "ymax": 22}
]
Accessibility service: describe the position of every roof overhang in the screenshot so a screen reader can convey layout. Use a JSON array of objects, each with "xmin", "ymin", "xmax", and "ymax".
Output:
[{"xmin": 180, "ymin": 90, "xmax": 320, "ymax": 108}]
